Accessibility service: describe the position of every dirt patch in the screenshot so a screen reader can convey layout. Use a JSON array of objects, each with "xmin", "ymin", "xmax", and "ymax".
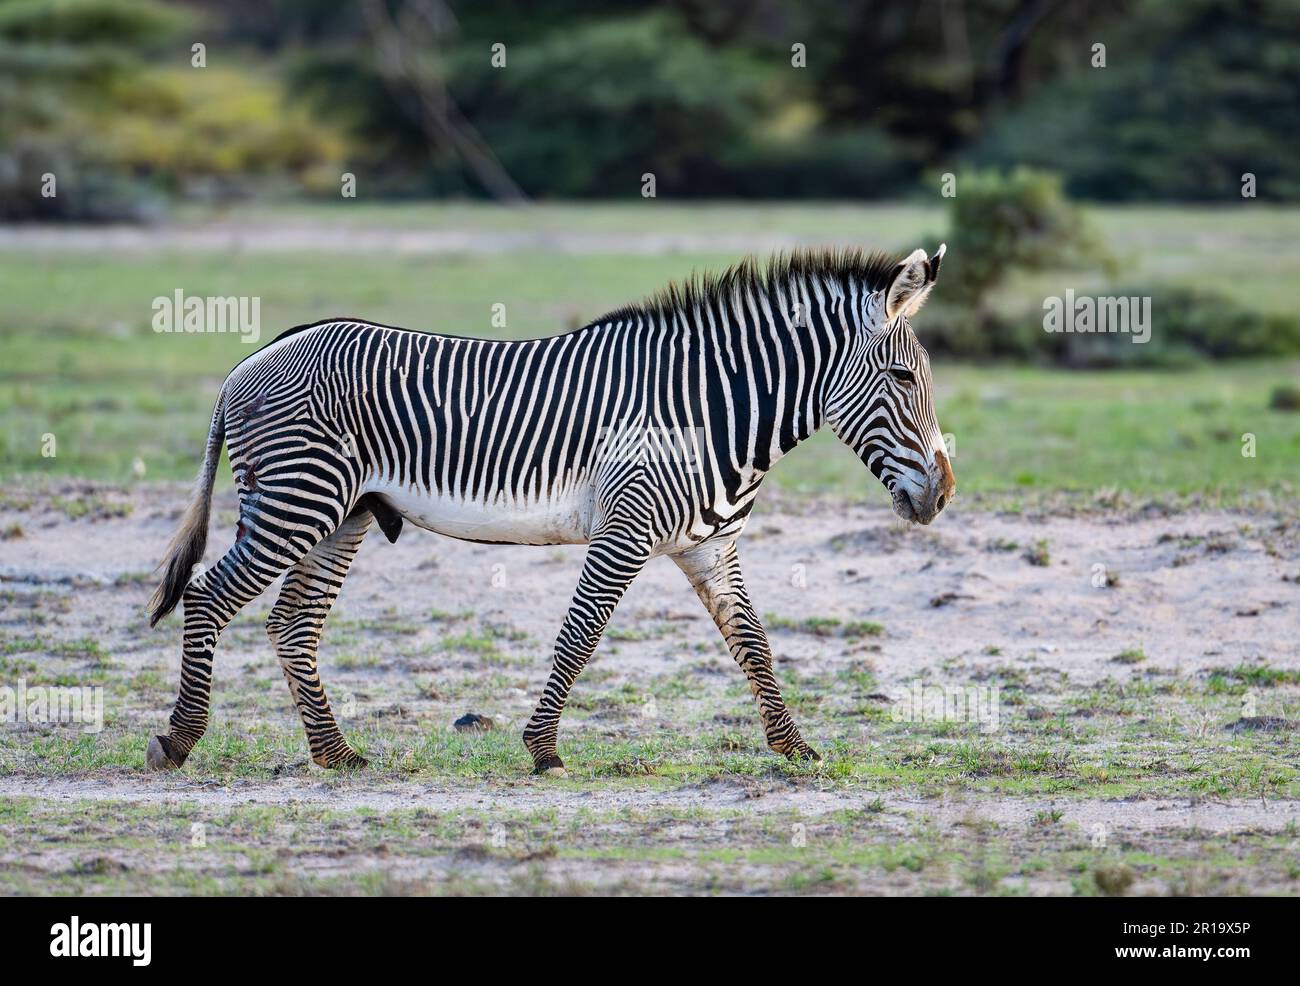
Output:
[
  {"xmin": 1, "ymin": 775, "xmax": 1295, "ymax": 833},
  {"xmin": 4, "ymin": 483, "xmax": 1295, "ymax": 687}
]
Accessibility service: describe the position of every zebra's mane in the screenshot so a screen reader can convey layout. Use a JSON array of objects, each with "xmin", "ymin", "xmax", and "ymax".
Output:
[{"xmin": 596, "ymin": 247, "xmax": 901, "ymax": 327}]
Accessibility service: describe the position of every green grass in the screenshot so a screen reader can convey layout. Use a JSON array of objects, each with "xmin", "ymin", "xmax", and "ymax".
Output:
[
  {"xmin": 780, "ymin": 362, "xmax": 1298, "ymax": 496},
  {"xmin": 179, "ymin": 199, "xmax": 1300, "ymax": 317},
  {"xmin": 6, "ymin": 703, "xmax": 1297, "ymax": 801},
  {"xmin": 2, "ymin": 203, "xmax": 1298, "ymax": 494},
  {"xmin": 1, "ymin": 788, "xmax": 1295, "ymax": 895}
]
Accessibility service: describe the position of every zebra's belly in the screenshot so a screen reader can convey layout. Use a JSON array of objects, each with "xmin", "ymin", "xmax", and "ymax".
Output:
[{"xmin": 366, "ymin": 481, "xmax": 592, "ymax": 546}]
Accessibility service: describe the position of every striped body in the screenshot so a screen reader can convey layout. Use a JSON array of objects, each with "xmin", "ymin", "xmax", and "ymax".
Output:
[
  {"xmin": 224, "ymin": 303, "xmax": 836, "ymax": 552},
  {"xmin": 146, "ymin": 246, "xmax": 955, "ymax": 774}
]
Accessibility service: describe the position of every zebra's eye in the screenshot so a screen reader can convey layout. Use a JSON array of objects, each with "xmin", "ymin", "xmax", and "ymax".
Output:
[{"xmin": 888, "ymin": 367, "xmax": 916, "ymax": 385}]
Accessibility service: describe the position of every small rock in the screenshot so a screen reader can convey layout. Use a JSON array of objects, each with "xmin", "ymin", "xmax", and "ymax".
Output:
[
  {"xmin": 454, "ymin": 712, "xmax": 493, "ymax": 733},
  {"xmin": 929, "ymin": 591, "xmax": 972, "ymax": 607}
]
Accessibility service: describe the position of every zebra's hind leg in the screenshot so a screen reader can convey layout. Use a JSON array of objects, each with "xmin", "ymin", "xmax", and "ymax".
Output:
[
  {"xmin": 673, "ymin": 541, "xmax": 820, "ymax": 762},
  {"xmin": 148, "ymin": 515, "xmax": 338, "ymax": 771},
  {"xmin": 265, "ymin": 506, "xmax": 372, "ymax": 768},
  {"xmin": 523, "ymin": 527, "xmax": 652, "ymax": 776}
]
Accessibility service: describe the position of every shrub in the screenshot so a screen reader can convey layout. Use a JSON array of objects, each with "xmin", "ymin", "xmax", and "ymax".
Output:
[
  {"xmin": 1271, "ymin": 384, "xmax": 1300, "ymax": 411},
  {"xmin": 918, "ymin": 168, "xmax": 1122, "ymax": 361},
  {"xmin": 943, "ymin": 168, "xmax": 1114, "ymax": 307},
  {"xmin": 1053, "ymin": 285, "xmax": 1300, "ymax": 368},
  {"xmin": 919, "ymin": 167, "xmax": 1300, "ymax": 366}
]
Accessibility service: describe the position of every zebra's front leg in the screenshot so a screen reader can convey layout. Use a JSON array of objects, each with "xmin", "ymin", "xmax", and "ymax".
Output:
[
  {"xmin": 265, "ymin": 507, "xmax": 372, "ymax": 769},
  {"xmin": 674, "ymin": 541, "xmax": 820, "ymax": 762},
  {"xmin": 523, "ymin": 528, "xmax": 652, "ymax": 777}
]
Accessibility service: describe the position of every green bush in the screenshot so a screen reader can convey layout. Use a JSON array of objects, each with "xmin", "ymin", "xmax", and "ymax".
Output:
[
  {"xmin": 1056, "ymin": 285, "xmax": 1300, "ymax": 368},
  {"xmin": 0, "ymin": 0, "xmax": 184, "ymax": 219},
  {"xmin": 444, "ymin": 12, "xmax": 911, "ymax": 199},
  {"xmin": 922, "ymin": 284, "xmax": 1300, "ymax": 367},
  {"xmin": 917, "ymin": 168, "xmax": 1300, "ymax": 366},
  {"xmin": 943, "ymin": 168, "xmax": 1114, "ymax": 306},
  {"xmin": 1271, "ymin": 384, "xmax": 1300, "ymax": 411},
  {"xmin": 919, "ymin": 168, "xmax": 1115, "ymax": 361}
]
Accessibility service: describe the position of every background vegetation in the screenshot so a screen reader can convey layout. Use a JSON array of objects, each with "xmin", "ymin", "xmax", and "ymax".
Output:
[
  {"xmin": 2, "ymin": 202, "xmax": 1297, "ymax": 496},
  {"xmin": 3, "ymin": 0, "xmax": 1299, "ymax": 211},
  {"xmin": 0, "ymin": 0, "xmax": 1296, "ymax": 495}
]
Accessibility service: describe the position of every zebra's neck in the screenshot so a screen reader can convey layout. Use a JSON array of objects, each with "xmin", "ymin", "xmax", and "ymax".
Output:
[{"xmin": 600, "ymin": 270, "xmax": 856, "ymax": 491}]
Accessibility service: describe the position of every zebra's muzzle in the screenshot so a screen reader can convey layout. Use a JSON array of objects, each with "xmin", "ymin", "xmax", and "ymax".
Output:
[
  {"xmin": 892, "ymin": 453, "xmax": 955, "ymax": 525},
  {"xmin": 891, "ymin": 487, "xmax": 921, "ymax": 524}
]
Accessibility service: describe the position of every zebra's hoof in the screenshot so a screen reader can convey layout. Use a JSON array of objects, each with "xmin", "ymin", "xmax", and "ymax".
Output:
[
  {"xmin": 784, "ymin": 745, "xmax": 821, "ymax": 763},
  {"xmin": 314, "ymin": 749, "xmax": 369, "ymax": 770},
  {"xmin": 146, "ymin": 735, "xmax": 180, "ymax": 771},
  {"xmin": 533, "ymin": 755, "xmax": 566, "ymax": 778}
]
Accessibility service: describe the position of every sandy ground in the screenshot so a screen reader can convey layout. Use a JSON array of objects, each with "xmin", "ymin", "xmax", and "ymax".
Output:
[
  {"xmin": 1, "ymin": 773, "xmax": 1293, "ymax": 832},
  {"xmin": 4, "ymin": 484, "xmax": 1295, "ymax": 690},
  {"xmin": 1, "ymin": 482, "xmax": 1298, "ymax": 895}
]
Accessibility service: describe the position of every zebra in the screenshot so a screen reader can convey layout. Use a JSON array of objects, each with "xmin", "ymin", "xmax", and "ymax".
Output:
[{"xmin": 146, "ymin": 244, "xmax": 955, "ymax": 776}]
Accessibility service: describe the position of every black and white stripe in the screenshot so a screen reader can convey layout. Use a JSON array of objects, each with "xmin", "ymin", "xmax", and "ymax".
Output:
[{"xmin": 147, "ymin": 245, "xmax": 954, "ymax": 774}]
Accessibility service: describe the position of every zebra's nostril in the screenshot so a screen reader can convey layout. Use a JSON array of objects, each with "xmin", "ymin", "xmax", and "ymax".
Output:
[{"xmin": 936, "ymin": 494, "xmax": 946, "ymax": 512}]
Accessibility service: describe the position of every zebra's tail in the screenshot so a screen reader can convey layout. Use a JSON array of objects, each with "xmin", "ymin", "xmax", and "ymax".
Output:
[{"xmin": 148, "ymin": 387, "xmax": 227, "ymax": 627}]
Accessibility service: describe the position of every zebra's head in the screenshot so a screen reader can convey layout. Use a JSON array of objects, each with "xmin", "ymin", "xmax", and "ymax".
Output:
[{"xmin": 827, "ymin": 244, "xmax": 955, "ymax": 525}]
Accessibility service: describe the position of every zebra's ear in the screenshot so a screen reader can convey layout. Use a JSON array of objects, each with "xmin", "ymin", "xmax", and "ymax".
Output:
[{"xmin": 884, "ymin": 243, "xmax": 945, "ymax": 320}]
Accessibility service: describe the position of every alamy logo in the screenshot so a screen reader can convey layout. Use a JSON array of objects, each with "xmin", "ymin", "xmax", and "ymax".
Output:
[
  {"xmin": 891, "ymin": 681, "xmax": 1001, "ymax": 733},
  {"xmin": 594, "ymin": 424, "xmax": 706, "ymax": 472},
  {"xmin": 50, "ymin": 917, "xmax": 151, "ymax": 966},
  {"xmin": 1042, "ymin": 289, "xmax": 1150, "ymax": 344},
  {"xmin": 0, "ymin": 680, "xmax": 102, "ymax": 733},
  {"xmin": 152, "ymin": 290, "xmax": 261, "ymax": 344}
]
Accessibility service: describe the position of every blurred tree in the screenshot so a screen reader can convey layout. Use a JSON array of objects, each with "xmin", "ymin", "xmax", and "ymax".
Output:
[
  {"xmin": 288, "ymin": 2, "xmax": 788, "ymax": 198},
  {"xmin": 360, "ymin": 0, "xmax": 526, "ymax": 202},
  {"xmin": 452, "ymin": 11, "xmax": 776, "ymax": 197},
  {"xmin": 0, "ymin": 0, "xmax": 186, "ymax": 218},
  {"xmin": 669, "ymin": 0, "xmax": 1126, "ymax": 169},
  {"xmin": 0, "ymin": 0, "xmax": 344, "ymax": 219},
  {"xmin": 971, "ymin": 0, "xmax": 1300, "ymax": 200},
  {"xmin": 6, "ymin": 0, "xmax": 1300, "ymax": 205},
  {"xmin": 280, "ymin": 0, "xmax": 1140, "ymax": 199}
]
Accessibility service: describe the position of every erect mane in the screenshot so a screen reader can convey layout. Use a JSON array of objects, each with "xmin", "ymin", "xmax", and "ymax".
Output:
[{"xmin": 595, "ymin": 247, "xmax": 901, "ymax": 326}]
